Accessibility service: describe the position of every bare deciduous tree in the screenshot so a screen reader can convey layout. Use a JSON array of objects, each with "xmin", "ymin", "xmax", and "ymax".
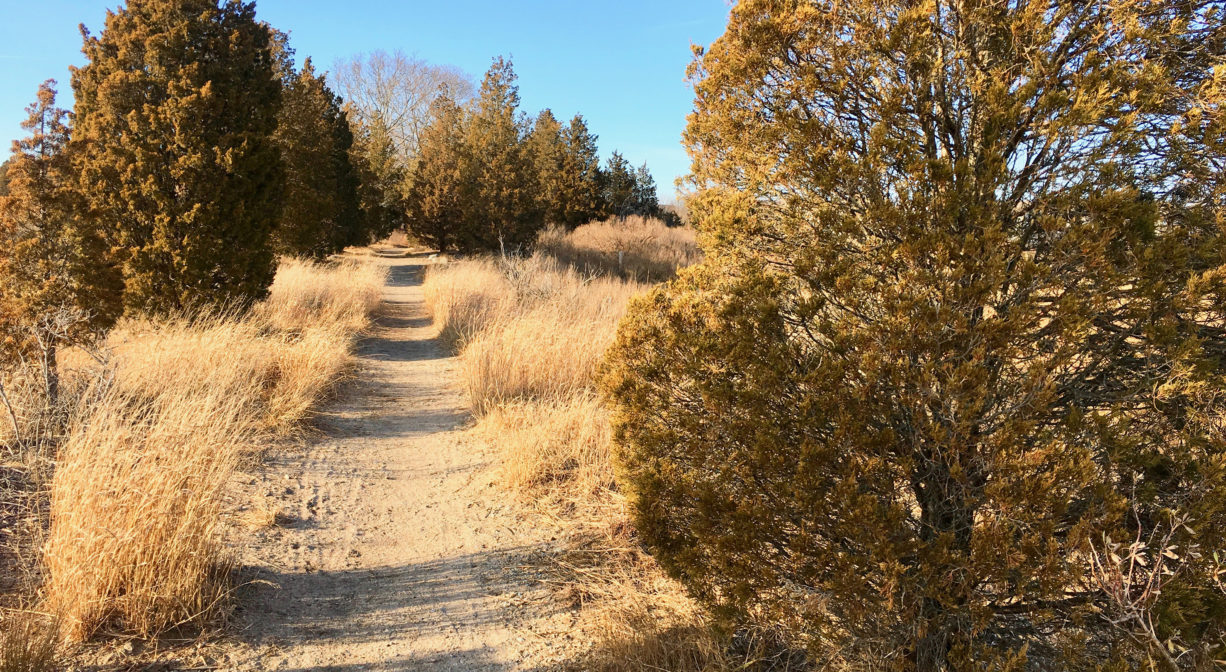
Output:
[{"xmin": 332, "ymin": 50, "xmax": 474, "ymax": 166}]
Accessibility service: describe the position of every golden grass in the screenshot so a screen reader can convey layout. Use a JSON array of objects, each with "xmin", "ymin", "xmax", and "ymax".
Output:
[
  {"xmin": 424, "ymin": 251, "xmax": 759, "ymax": 670},
  {"xmin": 425, "ymin": 254, "xmax": 642, "ymax": 415},
  {"xmin": 536, "ymin": 215, "xmax": 700, "ymax": 281},
  {"xmin": 33, "ymin": 256, "xmax": 387, "ymax": 643},
  {"xmin": 477, "ymin": 395, "xmax": 614, "ymax": 505},
  {"xmin": 0, "ymin": 613, "xmax": 58, "ymax": 672},
  {"xmin": 44, "ymin": 393, "xmax": 251, "ymax": 641},
  {"xmin": 422, "ymin": 259, "xmax": 514, "ymax": 349}
]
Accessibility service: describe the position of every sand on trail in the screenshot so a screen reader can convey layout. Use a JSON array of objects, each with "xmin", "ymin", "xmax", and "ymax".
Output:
[{"xmin": 227, "ymin": 252, "xmax": 576, "ymax": 671}]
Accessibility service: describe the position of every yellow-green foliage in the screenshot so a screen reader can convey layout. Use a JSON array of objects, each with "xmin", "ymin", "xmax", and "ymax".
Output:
[
  {"xmin": 71, "ymin": 0, "xmax": 283, "ymax": 314},
  {"xmin": 604, "ymin": 2, "xmax": 1226, "ymax": 670}
]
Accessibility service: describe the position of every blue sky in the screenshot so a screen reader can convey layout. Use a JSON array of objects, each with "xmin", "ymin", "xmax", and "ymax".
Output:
[{"xmin": 0, "ymin": 1, "xmax": 732, "ymax": 201}]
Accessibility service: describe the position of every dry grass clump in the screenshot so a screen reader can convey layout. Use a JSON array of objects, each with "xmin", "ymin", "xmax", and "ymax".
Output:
[
  {"xmin": 536, "ymin": 216, "xmax": 700, "ymax": 281},
  {"xmin": 422, "ymin": 259, "xmax": 514, "ymax": 348},
  {"xmin": 0, "ymin": 613, "xmax": 59, "ymax": 672},
  {"xmin": 43, "ymin": 394, "xmax": 251, "ymax": 641},
  {"xmin": 24, "ymin": 256, "xmax": 386, "ymax": 644},
  {"xmin": 254, "ymin": 257, "xmax": 386, "ymax": 336},
  {"xmin": 477, "ymin": 395, "xmax": 613, "ymax": 505},
  {"xmin": 425, "ymin": 254, "xmax": 642, "ymax": 415},
  {"xmin": 461, "ymin": 307, "xmax": 617, "ymax": 415}
]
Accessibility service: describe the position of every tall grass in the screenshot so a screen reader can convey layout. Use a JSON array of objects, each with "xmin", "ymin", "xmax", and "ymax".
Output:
[
  {"xmin": 4, "ymin": 257, "xmax": 388, "ymax": 644},
  {"xmin": 424, "ymin": 250, "xmax": 760, "ymax": 670},
  {"xmin": 425, "ymin": 254, "xmax": 640, "ymax": 415},
  {"xmin": 536, "ymin": 216, "xmax": 700, "ymax": 282}
]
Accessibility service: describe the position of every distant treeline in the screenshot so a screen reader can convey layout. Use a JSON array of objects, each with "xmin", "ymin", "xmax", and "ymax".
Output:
[
  {"xmin": 405, "ymin": 57, "xmax": 674, "ymax": 254},
  {"xmin": 0, "ymin": 0, "xmax": 668, "ymax": 394}
]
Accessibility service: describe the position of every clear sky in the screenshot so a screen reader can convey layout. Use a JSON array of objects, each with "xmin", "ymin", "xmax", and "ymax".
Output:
[{"xmin": 0, "ymin": 1, "xmax": 732, "ymax": 202}]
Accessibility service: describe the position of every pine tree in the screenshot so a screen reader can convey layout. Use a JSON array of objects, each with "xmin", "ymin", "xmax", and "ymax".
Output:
[
  {"xmin": 71, "ymin": 0, "xmax": 283, "ymax": 314},
  {"xmin": 528, "ymin": 109, "xmax": 567, "ymax": 226},
  {"xmin": 0, "ymin": 81, "xmax": 121, "ymax": 401},
  {"xmin": 273, "ymin": 58, "xmax": 363, "ymax": 258},
  {"xmin": 600, "ymin": 151, "xmax": 636, "ymax": 219},
  {"xmin": 405, "ymin": 92, "xmax": 468, "ymax": 252},
  {"xmin": 461, "ymin": 57, "xmax": 541, "ymax": 252},
  {"xmin": 557, "ymin": 114, "xmax": 602, "ymax": 228},
  {"xmin": 603, "ymin": 1, "xmax": 1226, "ymax": 669},
  {"xmin": 631, "ymin": 162, "xmax": 660, "ymax": 217},
  {"xmin": 351, "ymin": 115, "xmax": 407, "ymax": 241}
]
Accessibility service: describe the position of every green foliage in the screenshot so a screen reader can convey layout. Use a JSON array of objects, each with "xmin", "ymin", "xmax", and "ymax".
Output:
[
  {"xmin": 557, "ymin": 115, "xmax": 604, "ymax": 228},
  {"xmin": 0, "ymin": 81, "xmax": 121, "ymax": 386},
  {"xmin": 632, "ymin": 163, "xmax": 660, "ymax": 218},
  {"xmin": 459, "ymin": 56, "xmax": 541, "ymax": 252},
  {"xmin": 71, "ymin": 0, "xmax": 283, "ymax": 314},
  {"xmin": 600, "ymin": 153, "xmax": 659, "ymax": 220},
  {"xmin": 405, "ymin": 92, "xmax": 468, "ymax": 252},
  {"xmin": 604, "ymin": 1, "xmax": 1226, "ymax": 670},
  {"xmin": 273, "ymin": 58, "xmax": 364, "ymax": 258},
  {"xmin": 528, "ymin": 108, "xmax": 567, "ymax": 226},
  {"xmin": 351, "ymin": 115, "xmax": 407, "ymax": 241},
  {"xmin": 398, "ymin": 56, "xmax": 667, "ymax": 252},
  {"xmin": 600, "ymin": 151, "xmax": 637, "ymax": 218}
]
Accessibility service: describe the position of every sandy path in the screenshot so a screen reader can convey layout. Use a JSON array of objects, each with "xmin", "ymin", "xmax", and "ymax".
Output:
[{"xmin": 227, "ymin": 253, "xmax": 572, "ymax": 671}]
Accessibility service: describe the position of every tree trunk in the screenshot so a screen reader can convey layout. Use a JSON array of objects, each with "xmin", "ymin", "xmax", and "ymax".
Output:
[
  {"xmin": 913, "ymin": 445, "xmax": 977, "ymax": 672},
  {"xmin": 916, "ymin": 607, "xmax": 951, "ymax": 672}
]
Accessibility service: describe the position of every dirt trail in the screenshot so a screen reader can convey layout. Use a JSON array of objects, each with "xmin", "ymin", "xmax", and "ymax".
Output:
[{"xmin": 228, "ymin": 253, "xmax": 572, "ymax": 671}]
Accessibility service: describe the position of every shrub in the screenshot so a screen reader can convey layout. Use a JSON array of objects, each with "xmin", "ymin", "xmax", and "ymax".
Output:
[{"xmin": 603, "ymin": 1, "xmax": 1226, "ymax": 670}]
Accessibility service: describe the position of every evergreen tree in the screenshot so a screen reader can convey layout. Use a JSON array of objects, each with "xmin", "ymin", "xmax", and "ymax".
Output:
[
  {"xmin": 600, "ymin": 151, "xmax": 636, "ymax": 218},
  {"xmin": 557, "ymin": 114, "xmax": 602, "ymax": 228},
  {"xmin": 461, "ymin": 57, "xmax": 540, "ymax": 252},
  {"xmin": 528, "ymin": 109, "xmax": 567, "ymax": 226},
  {"xmin": 405, "ymin": 92, "xmax": 468, "ymax": 252},
  {"xmin": 0, "ymin": 81, "xmax": 121, "ymax": 401},
  {"xmin": 351, "ymin": 114, "xmax": 407, "ymax": 241},
  {"xmin": 604, "ymin": 1, "xmax": 1226, "ymax": 669},
  {"xmin": 71, "ymin": 0, "xmax": 283, "ymax": 314},
  {"xmin": 273, "ymin": 58, "xmax": 363, "ymax": 258},
  {"xmin": 631, "ymin": 162, "xmax": 660, "ymax": 217}
]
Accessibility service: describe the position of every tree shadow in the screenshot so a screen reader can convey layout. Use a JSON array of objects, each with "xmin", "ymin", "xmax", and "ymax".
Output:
[{"xmin": 230, "ymin": 543, "xmax": 569, "ymax": 670}]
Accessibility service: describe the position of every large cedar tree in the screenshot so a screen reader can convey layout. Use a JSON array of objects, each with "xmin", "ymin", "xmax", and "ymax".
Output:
[
  {"xmin": 274, "ymin": 58, "xmax": 364, "ymax": 258},
  {"xmin": 71, "ymin": 0, "xmax": 283, "ymax": 314},
  {"xmin": 603, "ymin": 1, "xmax": 1226, "ymax": 669}
]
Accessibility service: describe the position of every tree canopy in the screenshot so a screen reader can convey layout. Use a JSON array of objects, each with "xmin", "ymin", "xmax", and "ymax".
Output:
[
  {"xmin": 273, "ymin": 58, "xmax": 365, "ymax": 258},
  {"xmin": 71, "ymin": 0, "xmax": 283, "ymax": 314},
  {"xmin": 0, "ymin": 81, "xmax": 120, "ymax": 399},
  {"xmin": 604, "ymin": 1, "xmax": 1226, "ymax": 670}
]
